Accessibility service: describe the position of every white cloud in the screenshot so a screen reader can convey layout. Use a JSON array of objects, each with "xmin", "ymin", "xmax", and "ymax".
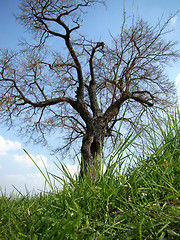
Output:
[
  {"xmin": 26, "ymin": 172, "xmax": 46, "ymax": 186},
  {"xmin": 66, "ymin": 164, "xmax": 79, "ymax": 176},
  {"xmin": 175, "ymin": 73, "xmax": 180, "ymax": 88},
  {"xmin": 170, "ymin": 16, "xmax": 178, "ymax": 25},
  {"xmin": 27, "ymin": 172, "xmax": 42, "ymax": 179},
  {"xmin": 0, "ymin": 135, "xmax": 21, "ymax": 155},
  {"xmin": 1, "ymin": 173, "xmax": 48, "ymax": 194},
  {"xmin": 36, "ymin": 154, "xmax": 49, "ymax": 168},
  {"xmin": 0, "ymin": 164, "xmax": 2, "ymax": 169},
  {"xmin": 4, "ymin": 174, "xmax": 26, "ymax": 182},
  {"xmin": 14, "ymin": 154, "xmax": 33, "ymax": 166},
  {"xmin": 14, "ymin": 153, "xmax": 52, "ymax": 169},
  {"xmin": 178, "ymin": 99, "xmax": 180, "ymax": 108}
]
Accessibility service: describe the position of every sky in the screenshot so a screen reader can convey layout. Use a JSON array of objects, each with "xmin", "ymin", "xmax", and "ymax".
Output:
[{"xmin": 0, "ymin": 0, "xmax": 180, "ymax": 195}]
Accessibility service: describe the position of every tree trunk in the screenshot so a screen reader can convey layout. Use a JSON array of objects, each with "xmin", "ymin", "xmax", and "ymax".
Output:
[{"xmin": 80, "ymin": 118, "xmax": 105, "ymax": 179}]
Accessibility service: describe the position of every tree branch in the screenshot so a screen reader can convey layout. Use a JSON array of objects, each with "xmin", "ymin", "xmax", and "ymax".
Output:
[
  {"xmin": 88, "ymin": 42, "xmax": 104, "ymax": 116},
  {"xmin": 103, "ymin": 93, "xmax": 129, "ymax": 124}
]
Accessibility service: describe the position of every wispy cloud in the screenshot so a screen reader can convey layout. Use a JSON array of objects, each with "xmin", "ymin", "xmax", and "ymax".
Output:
[
  {"xmin": 175, "ymin": 73, "xmax": 180, "ymax": 88},
  {"xmin": 170, "ymin": 16, "xmax": 178, "ymax": 25},
  {"xmin": 14, "ymin": 153, "xmax": 52, "ymax": 168},
  {"xmin": 66, "ymin": 164, "xmax": 79, "ymax": 176},
  {"xmin": 3, "ymin": 174, "xmax": 26, "ymax": 182},
  {"xmin": 0, "ymin": 135, "xmax": 21, "ymax": 155},
  {"xmin": 1, "ymin": 172, "xmax": 47, "ymax": 194},
  {"xmin": 0, "ymin": 135, "xmax": 79, "ymax": 194}
]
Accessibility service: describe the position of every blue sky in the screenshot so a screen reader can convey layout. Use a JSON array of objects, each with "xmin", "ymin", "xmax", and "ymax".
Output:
[{"xmin": 0, "ymin": 0, "xmax": 180, "ymax": 195}]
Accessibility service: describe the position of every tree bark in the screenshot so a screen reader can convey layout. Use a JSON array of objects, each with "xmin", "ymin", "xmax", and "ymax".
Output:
[{"xmin": 80, "ymin": 117, "xmax": 105, "ymax": 179}]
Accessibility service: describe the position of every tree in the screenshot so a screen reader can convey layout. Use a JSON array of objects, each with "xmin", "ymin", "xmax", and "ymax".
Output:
[{"xmin": 0, "ymin": 0, "xmax": 179, "ymax": 178}]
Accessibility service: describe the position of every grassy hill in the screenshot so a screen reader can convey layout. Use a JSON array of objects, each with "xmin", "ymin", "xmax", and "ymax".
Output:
[{"xmin": 0, "ymin": 108, "xmax": 180, "ymax": 239}]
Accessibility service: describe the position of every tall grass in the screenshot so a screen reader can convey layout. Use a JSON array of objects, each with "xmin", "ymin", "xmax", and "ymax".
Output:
[{"xmin": 0, "ymin": 108, "xmax": 179, "ymax": 239}]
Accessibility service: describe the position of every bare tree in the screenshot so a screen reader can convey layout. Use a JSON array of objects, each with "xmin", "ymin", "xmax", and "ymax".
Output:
[{"xmin": 0, "ymin": 0, "xmax": 179, "ymax": 178}]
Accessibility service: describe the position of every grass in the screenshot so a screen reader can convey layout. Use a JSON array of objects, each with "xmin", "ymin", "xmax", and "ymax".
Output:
[{"xmin": 0, "ymin": 108, "xmax": 180, "ymax": 239}]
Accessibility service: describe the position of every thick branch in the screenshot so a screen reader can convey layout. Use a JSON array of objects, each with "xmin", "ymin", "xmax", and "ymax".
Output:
[
  {"xmin": 131, "ymin": 96, "xmax": 154, "ymax": 107},
  {"xmin": 88, "ymin": 42, "xmax": 104, "ymax": 116},
  {"xmin": 34, "ymin": 7, "xmax": 85, "ymax": 101},
  {"xmin": 131, "ymin": 91, "xmax": 154, "ymax": 107},
  {"xmin": 65, "ymin": 35, "xmax": 84, "ymax": 101},
  {"xmin": 103, "ymin": 93, "xmax": 129, "ymax": 124}
]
